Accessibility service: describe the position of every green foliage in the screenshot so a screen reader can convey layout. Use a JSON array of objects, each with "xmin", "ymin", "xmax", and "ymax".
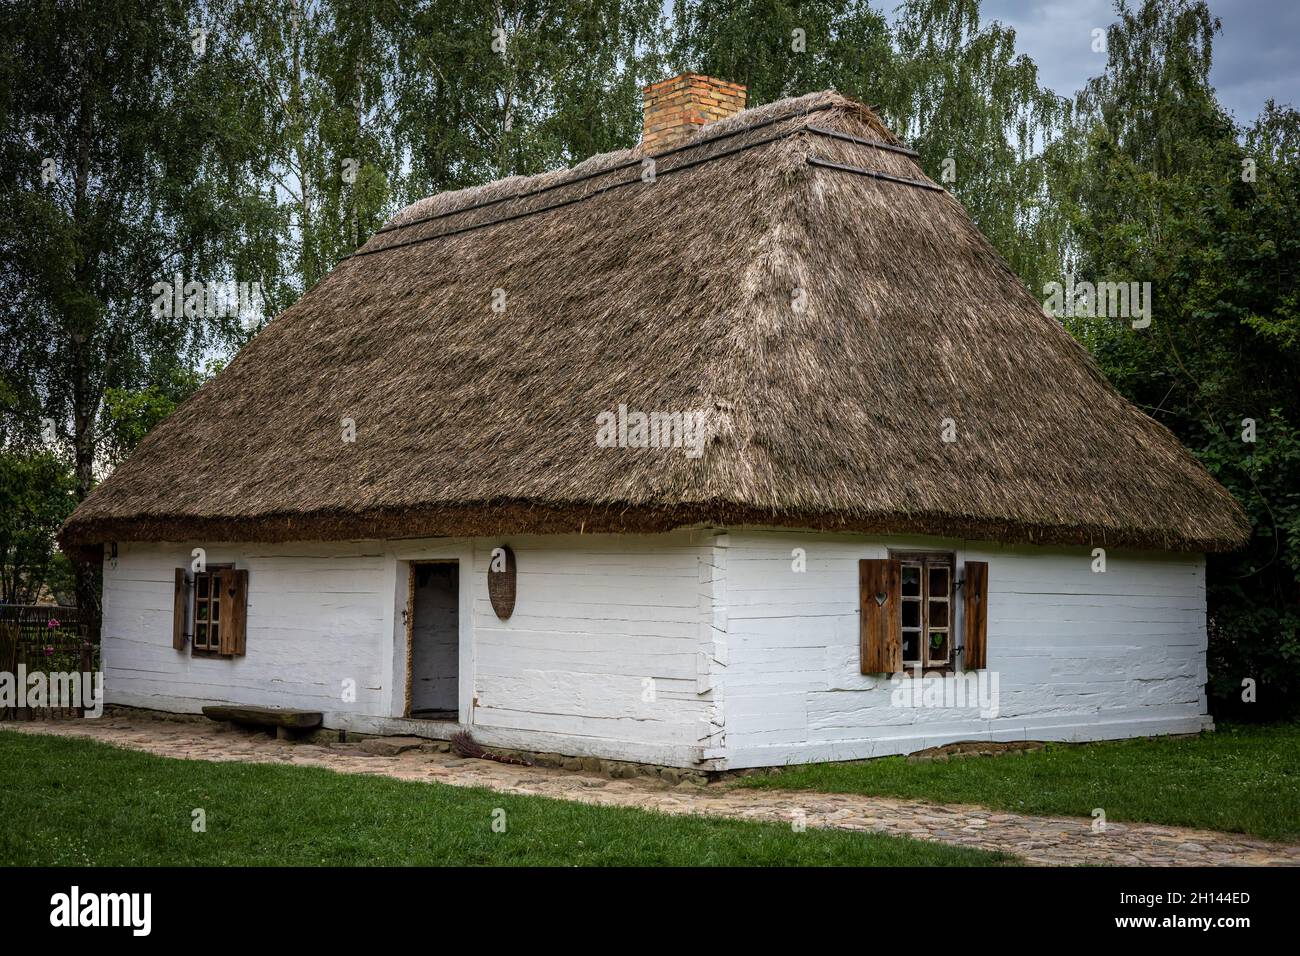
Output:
[
  {"xmin": 1077, "ymin": 0, "xmax": 1222, "ymax": 178},
  {"xmin": 100, "ymin": 365, "xmax": 212, "ymax": 468},
  {"xmin": 0, "ymin": 0, "xmax": 276, "ymax": 608},
  {"xmin": 1053, "ymin": 0, "xmax": 1300, "ymax": 718},
  {"xmin": 395, "ymin": 0, "xmax": 667, "ymax": 196},
  {"xmin": 0, "ymin": 451, "xmax": 76, "ymax": 605},
  {"xmin": 1204, "ymin": 415, "xmax": 1300, "ymax": 717},
  {"xmin": 207, "ymin": 0, "xmax": 398, "ymax": 298},
  {"xmin": 0, "ymin": 0, "xmax": 277, "ymax": 475},
  {"xmin": 671, "ymin": 0, "xmax": 895, "ymax": 104},
  {"xmin": 0, "ymin": 731, "xmax": 1011, "ymax": 866},
  {"xmin": 890, "ymin": 0, "xmax": 1072, "ymax": 291},
  {"xmin": 42, "ymin": 552, "xmax": 77, "ymax": 607}
]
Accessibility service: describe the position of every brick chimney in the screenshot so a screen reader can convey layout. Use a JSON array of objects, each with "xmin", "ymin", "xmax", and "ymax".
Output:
[{"xmin": 641, "ymin": 73, "xmax": 748, "ymax": 154}]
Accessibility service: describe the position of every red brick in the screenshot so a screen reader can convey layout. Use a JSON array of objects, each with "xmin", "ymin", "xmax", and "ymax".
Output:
[{"xmin": 641, "ymin": 73, "xmax": 748, "ymax": 153}]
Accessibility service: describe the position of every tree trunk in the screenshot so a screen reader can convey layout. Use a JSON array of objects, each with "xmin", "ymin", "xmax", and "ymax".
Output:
[
  {"xmin": 68, "ymin": 54, "xmax": 101, "ymax": 620},
  {"xmin": 71, "ymin": 441, "xmax": 100, "ymax": 619}
]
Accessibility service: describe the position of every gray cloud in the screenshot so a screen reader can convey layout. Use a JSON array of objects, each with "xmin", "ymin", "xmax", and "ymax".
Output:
[{"xmin": 907, "ymin": 0, "xmax": 1298, "ymax": 125}]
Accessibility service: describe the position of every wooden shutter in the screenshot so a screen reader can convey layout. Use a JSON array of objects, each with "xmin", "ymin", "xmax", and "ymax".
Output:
[
  {"xmin": 963, "ymin": 561, "xmax": 989, "ymax": 670},
  {"xmin": 172, "ymin": 568, "xmax": 187, "ymax": 650},
  {"xmin": 859, "ymin": 558, "xmax": 902, "ymax": 673},
  {"xmin": 218, "ymin": 568, "xmax": 249, "ymax": 657}
]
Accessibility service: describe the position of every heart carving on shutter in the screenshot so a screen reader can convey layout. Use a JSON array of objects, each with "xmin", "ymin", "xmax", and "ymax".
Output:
[
  {"xmin": 218, "ymin": 568, "xmax": 248, "ymax": 657},
  {"xmin": 859, "ymin": 558, "xmax": 902, "ymax": 674}
]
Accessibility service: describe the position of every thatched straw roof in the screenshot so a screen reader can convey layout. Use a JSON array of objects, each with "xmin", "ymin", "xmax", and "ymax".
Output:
[{"xmin": 61, "ymin": 91, "xmax": 1248, "ymax": 552}]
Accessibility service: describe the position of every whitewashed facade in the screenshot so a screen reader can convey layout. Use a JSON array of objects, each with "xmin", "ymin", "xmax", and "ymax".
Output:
[{"xmin": 100, "ymin": 528, "xmax": 1211, "ymax": 770}]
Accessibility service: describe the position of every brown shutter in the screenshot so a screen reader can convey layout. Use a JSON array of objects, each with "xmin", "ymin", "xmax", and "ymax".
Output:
[
  {"xmin": 172, "ymin": 568, "xmax": 188, "ymax": 650},
  {"xmin": 218, "ymin": 568, "xmax": 249, "ymax": 657},
  {"xmin": 859, "ymin": 558, "xmax": 902, "ymax": 674},
  {"xmin": 963, "ymin": 561, "xmax": 989, "ymax": 670}
]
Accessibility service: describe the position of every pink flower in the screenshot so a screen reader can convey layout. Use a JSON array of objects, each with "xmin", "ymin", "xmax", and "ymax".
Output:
[
  {"xmin": 43, "ymin": 646, "xmax": 54, "ymax": 656},
  {"xmin": 47, "ymin": 619, "xmax": 60, "ymax": 628}
]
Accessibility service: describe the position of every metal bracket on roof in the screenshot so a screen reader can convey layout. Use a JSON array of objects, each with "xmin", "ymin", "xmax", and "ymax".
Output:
[
  {"xmin": 806, "ymin": 125, "xmax": 920, "ymax": 158},
  {"xmin": 805, "ymin": 155, "xmax": 946, "ymax": 193}
]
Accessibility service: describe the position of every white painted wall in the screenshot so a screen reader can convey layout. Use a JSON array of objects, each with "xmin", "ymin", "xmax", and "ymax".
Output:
[
  {"xmin": 720, "ymin": 530, "xmax": 1211, "ymax": 768},
  {"xmin": 101, "ymin": 540, "xmax": 390, "ymax": 718},
  {"xmin": 462, "ymin": 532, "xmax": 713, "ymax": 766},
  {"xmin": 99, "ymin": 528, "xmax": 1211, "ymax": 769},
  {"xmin": 100, "ymin": 531, "xmax": 715, "ymax": 766}
]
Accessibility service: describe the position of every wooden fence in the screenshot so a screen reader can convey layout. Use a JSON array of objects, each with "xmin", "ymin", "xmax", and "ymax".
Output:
[{"xmin": 0, "ymin": 604, "xmax": 101, "ymax": 720}]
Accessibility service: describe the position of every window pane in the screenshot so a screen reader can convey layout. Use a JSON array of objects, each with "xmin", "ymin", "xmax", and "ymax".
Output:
[
  {"xmin": 928, "ymin": 565, "xmax": 950, "ymax": 598},
  {"xmin": 212, "ymin": 574, "xmax": 222, "ymax": 593},
  {"xmin": 196, "ymin": 623, "xmax": 207, "ymax": 644},
  {"xmin": 902, "ymin": 565, "xmax": 921, "ymax": 597},
  {"xmin": 902, "ymin": 631, "xmax": 920, "ymax": 662},
  {"xmin": 928, "ymin": 630, "xmax": 948, "ymax": 661},
  {"xmin": 211, "ymin": 600, "xmax": 219, "ymax": 621},
  {"xmin": 197, "ymin": 575, "xmax": 209, "ymax": 598},
  {"xmin": 197, "ymin": 602, "xmax": 207, "ymax": 621},
  {"xmin": 928, "ymin": 600, "xmax": 948, "ymax": 628},
  {"xmin": 902, "ymin": 600, "xmax": 920, "ymax": 628},
  {"xmin": 210, "ymin": 624, "xmax": 219, "ymax": 645}
]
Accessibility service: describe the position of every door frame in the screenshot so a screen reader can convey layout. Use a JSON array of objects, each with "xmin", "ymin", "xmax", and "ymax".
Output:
[
  {"xmin": 403, "ymin": 560, "xmax": 460, "ymax": 718},
  {"xmin": 383, "ymin": 540, "xmax": 476, "ymax": 725}
]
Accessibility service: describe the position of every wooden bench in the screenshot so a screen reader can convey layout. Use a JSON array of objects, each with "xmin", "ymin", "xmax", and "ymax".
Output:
[{"xmin": 202, "ymin": 705, "xmax": 323, "ymax": 740}]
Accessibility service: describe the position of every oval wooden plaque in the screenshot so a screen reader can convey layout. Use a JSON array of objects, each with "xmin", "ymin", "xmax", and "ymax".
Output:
[{"xmin": 487, "ymin": 545, "xmax": 516, "ymax": 619}]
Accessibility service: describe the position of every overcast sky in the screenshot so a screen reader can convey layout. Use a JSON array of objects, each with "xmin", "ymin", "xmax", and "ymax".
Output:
[{"xmin": 971, "ymin": 0, "xmax": 1299, "ymax": 124}]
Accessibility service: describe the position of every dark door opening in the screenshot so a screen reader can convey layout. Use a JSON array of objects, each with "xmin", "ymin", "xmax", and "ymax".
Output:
[{"xmin": 409, "ymin": 562, "xmax": 459, "ymax": 720}]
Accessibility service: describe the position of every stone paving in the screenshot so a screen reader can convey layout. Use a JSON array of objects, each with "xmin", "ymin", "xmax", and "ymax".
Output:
[{"xmin": 8, "ymin": 716, "xmax": 1300, "ymax": 867}]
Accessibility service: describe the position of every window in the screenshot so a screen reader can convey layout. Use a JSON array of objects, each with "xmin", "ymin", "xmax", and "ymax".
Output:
[
  {"xmin": 894, "ymin": 551, "xmax": 954, "ymax": 669},
  {"xmin": 174, "ymin": 564, "xmax": 248, "ymax": 657},
  {"xmin": 192, "ymin": 565, "xmax": 231, "ymax": 654},
  {"xmin": 859, "ymin": 555, "xmax": 988, "ymax": 674}
]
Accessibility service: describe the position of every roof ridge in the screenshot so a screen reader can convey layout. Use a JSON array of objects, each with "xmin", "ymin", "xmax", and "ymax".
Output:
[
  {"xmin": 350, "ymin": 100, "xmax": 921, "ymax": 262},
  {"xmin": 376, "ymin": 91, "xmax": 860, "ymax": 239},
  {"xmin": 348, "ymin": 118, "xmax": 836, "ymax": 261}
]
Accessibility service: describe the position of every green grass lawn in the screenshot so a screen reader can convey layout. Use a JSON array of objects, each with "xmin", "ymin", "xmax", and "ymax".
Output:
[
  {"xmin": 735, "ymin": 722, "xmax": 1300, "ymax": 841},
  {"xmin": 0, "ymin": 731, "xmax": 1012, "ymax": 866}
]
